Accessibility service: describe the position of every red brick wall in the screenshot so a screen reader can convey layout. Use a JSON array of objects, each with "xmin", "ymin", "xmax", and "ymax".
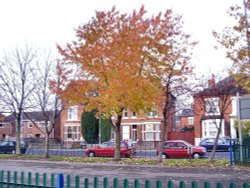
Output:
[
  {"xmin": 168, "ymin": 131, "xmax": 195, "ymax": 145},
  {"xmin": 193, "ymin": 97, "xmax": 205, "ymax": 140},
  {"xmin": 0, "ymin": 122, "xmax": 15, "ymax": 139}
]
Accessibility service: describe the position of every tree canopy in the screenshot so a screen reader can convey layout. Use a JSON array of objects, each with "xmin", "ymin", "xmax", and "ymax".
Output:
[
  {"xmin": 56, "ymin": 5, "xmax": 195, "ymax": 160},
  {"xmin": 213, "ymin": 1, "xmax": 250, "ymax": 91}
]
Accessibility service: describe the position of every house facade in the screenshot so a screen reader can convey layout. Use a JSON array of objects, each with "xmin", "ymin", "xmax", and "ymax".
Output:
[
  {"xmin": 60, "ymin": 101, "xmax": 176, "ymax": 147},
  {"xmin": 193, "ymin": 76, "xmax": 247, "ymax": 145},
  {"xmin": 0, "ymin": 112, "xmax": 61, "ymax": 140},
  {"xmin": 59, "ymin": 105, "xmax": 84, "ymax": 147}
]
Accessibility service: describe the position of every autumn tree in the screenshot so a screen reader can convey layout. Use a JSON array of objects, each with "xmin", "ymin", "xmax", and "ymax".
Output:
[
  {"xmin": 213, "ymin": 1, "xmax": 250, "ymax": 90},
  {"xmin": 56, "ymin": 6, "xmax": 195, "ymax": 160},
  {"xmin": 148, "ymin": 19, "xmax": 195, "ymax": 162},
  {"xmin": 0, "ymin": 45, "xmax": 38, "ymax": 154}
]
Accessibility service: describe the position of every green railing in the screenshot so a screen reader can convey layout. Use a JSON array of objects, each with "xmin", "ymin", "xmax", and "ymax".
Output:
[
  {"xmin": 0, "ymin": 170, "xmax": 249, "ymax": 188},
  {"xmin": 234, "ymin": 137, "xmax": 250, "ymax": 166}
]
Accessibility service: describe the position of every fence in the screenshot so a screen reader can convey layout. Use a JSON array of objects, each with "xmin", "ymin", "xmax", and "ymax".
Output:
[
  {"xmin": 234, "ymin": 137, "xmax": 250, "ymax": 166},
  {"xmin": 0, "ymin": 170, "xmax": 249, "ymax": 188},
  {"xmin": 168, "ymin": 131, "xmax": 195, "ymax": 145}
]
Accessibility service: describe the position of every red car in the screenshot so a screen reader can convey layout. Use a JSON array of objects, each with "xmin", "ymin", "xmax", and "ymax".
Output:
[
  {"xmin": 157, "ymin": 140, "xmax": 206, "ymax": 159},
  {"xmin": 85, "ymin": 141, "xmax": 136, "ymax": 158}
]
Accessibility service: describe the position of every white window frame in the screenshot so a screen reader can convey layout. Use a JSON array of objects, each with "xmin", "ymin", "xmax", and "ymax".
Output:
[
  {"xmin": 122, "ymin": 125, "xmax": 130, "ymax": 140},
  {"xmin": 142, "ymin": 123, "xmax": 161, "ymax": 141},
  {"xmin": 202, "ymin": 119, "xmax": 225, "ymax": 138},
  {"xmin": 38, "ymin": 121, "xmax": 46, "ymax": 127},
  {"xmin": 67, "ymin": 106, "xmax": 78, "ymax": 121},
  {"xmin": 123, "ymin": 109, "xmax": 128, "ymax": 118},
  {"xmin": 64, "ymin": 124, "xmax": 80, "ymax": 141},
  {"xmin": 205, "ymin": 97, "xmax": 220, "ymax": 115},
  {"xmin": 188, "ymin": 117, "xmax": 194, "ymax": 125}
]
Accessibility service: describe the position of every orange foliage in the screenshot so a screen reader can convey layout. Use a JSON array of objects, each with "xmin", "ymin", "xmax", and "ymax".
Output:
[{"xmin": 55, "ymin": 5, "xmax": 194, "ymax": 115}]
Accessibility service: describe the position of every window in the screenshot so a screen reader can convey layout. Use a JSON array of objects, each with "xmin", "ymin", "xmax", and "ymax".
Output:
[
  {"xmin": 38, "ymin": 121, "xmax": 45, "ymax": 127},
  {"xmin": 147, "ymin": 111, "xmax": 153, "ymax": 117},
  {"xmin": 123, "ymin": 109, "xmax": 128, "ymax": 118},
  {"xmin": 132, "ymin": 112, "xmax": 136, "ymax": 117},
  {"xmin": 142, "ymin": 124, "xmax": 161, "ymax": 141},
  {"xmin": 67, "ymin": 106, "xmax": 78, "ymax": 120},
  {"xmin": 147, "ymin": 110, "xmax": 158, "ymax": 117},
  {"xmin": 122, "ymin": 125, "xmax": 130, "ymax": 140},
  {"xmin": 0, "ymin": 123, "xmax": 5, "ymax": 128},
  {"xmin": 67, "ymin": 127, "xmax": 72, "ymax": 139},
  {"xmin": 188, "ymin": 117, "xmax": 194, "ymax": 125},
  {"xmin": 205, "ymin": 98, "xmax": 220, "ymax": 115},
  {"xmin": 65, "ymin": 125, "xmax": 80, "ymax": 141},
  {"xmin": 152, "ymin": 110, "xmax": 158, "ymax": 117},
  {"xmin": 202, "ymin": 119, "xmax": 225, "ymax": 138},
  {"xmin": 132, "ymin": 125, "xmax": 137, "ymax": 141}
]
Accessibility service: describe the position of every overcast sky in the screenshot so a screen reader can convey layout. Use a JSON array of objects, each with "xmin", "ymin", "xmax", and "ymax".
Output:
[{"xmin": 0, "ymin": 0, "xmax": 241, "ymax": 75}]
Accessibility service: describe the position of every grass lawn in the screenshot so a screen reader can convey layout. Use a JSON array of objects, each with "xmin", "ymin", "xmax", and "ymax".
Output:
[{"xmin": 0, "ymin": 154, "xmax": 231, "ymax": 167}]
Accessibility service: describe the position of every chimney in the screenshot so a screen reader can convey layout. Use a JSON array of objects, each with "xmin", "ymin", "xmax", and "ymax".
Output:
[{"xmin": 208, "ymin": 74, "xmax": 215, "ymax": 87}]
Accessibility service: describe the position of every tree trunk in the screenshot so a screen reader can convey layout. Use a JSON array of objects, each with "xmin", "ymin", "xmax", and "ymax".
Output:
[
  {"xmin": 15, "ymin": 112, "xmax": 22, "ymax": 155},
  {"xmin": 44, "ymin": 131, "xmax": 50, "ymax": 158},
  {"xmin": 209, "ymin": 120, "xmax": 222, "ymax": 162},
  {"xmin": 113, "ymin": 114, "xmax": 122, "ymax": 161},
  {"xmin": 158, "ymin": 99, "xmax": 169, "ymax": 162}
]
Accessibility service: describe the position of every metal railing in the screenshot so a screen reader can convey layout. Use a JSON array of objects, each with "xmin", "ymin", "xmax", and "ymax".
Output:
[{"xmin": 0, "ymin": 170, "xmax": 249, "ymax": 188}]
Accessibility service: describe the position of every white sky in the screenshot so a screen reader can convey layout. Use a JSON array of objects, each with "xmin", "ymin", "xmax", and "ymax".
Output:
[{"xmin": 0, "ymin": 0, "xmax": 241, "ymax": 75}]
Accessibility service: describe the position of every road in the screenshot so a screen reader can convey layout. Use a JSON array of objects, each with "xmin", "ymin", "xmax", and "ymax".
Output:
[{"xmin": 0, "ymin": 159, "xmax": 249, "ymax": 188}]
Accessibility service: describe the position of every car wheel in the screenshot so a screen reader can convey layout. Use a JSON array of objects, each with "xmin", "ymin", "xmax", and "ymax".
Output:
[
  {"xmin": 89, "ymin": 152, "xmax": 95, "ymax": 157},
  {"xmin": 192, "ymin": 153, "xmax": 200, "ymax": 159},
  {"xmin": 162, "ymin": 153, "xmax": 167, "ymax": 159}
]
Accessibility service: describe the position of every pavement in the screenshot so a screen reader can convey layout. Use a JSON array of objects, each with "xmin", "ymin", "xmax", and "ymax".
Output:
[{"xmin": 0, "ymin": 159, "xmax": 249, "ymax": 188}]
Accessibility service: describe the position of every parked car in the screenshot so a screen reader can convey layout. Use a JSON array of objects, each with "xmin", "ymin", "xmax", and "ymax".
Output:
[
  {"xmin": 199, "ymin": 137, "xmax": 233, "ymax": 151},
  {"xmin": 0, "ymin": 140, "xmax": 27, "ymax": 154},
  {"xmin": 80, "ymin": 140, "xmax": 87, "ymax": 149},
  {"xmin": 85, "ymin": 141, "xmax": 136, "ymax": 157},
  {"xmin": 157, "ymin": 140, "xmax": 206, "ymax": 159}
]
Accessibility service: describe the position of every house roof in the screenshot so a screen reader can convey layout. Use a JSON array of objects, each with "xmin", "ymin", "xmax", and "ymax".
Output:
[
  {"xmin": 181, "ymin": 109, "xmax": 194, "ymax": 117},
  {"xmin": 175, "ymin": 109, "xmax": 194, "ymax": 120},
  {"xmin": 0, "ymin": 111, "xmax": 54, "ymax": 123},
  {"xmin": 194, "ymin": 76, "xmax": 248, "ymax": 97}
]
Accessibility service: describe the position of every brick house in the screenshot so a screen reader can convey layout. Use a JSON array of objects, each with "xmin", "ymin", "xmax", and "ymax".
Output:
[
  {"xmin": 0, "ymin": 111, "xmax": 61, "ymax": 140},
  {"xmin": 60, "ymin": 97, "xmax": 176, "ymax": 146},
  {"xmin": 193, "ymin": 76, "xmax": 247, "ymax": 145},
  {"xmin": 120, "ymin": 107, "xmax": 175, "ymax": 143},
  {"xmin": 0, "ymin": 114, "xmax": 15, "ymax": 139},
  {"xmin": 59, "ymin": 104, "xmax": 84, "ymax": 147},
  {"xmin": 175, "ymin": 109, "xmax": 194, "ymax": 132}
]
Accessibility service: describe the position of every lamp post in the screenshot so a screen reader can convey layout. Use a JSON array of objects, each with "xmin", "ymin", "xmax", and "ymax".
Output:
[{"xmin": 99, "ymin": 113, "xmax": 101, "ymax": 144}]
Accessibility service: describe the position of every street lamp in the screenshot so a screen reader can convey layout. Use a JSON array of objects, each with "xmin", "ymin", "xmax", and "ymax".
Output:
[{"xmin": 99, "ymin": 113, "xmax": 102, "ymax": 144}]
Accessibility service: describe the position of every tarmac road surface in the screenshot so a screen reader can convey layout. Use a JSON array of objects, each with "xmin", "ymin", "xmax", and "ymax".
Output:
[{"xmin": 0, "ymin": 159, "xmax": 249, "ymax": 188}]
